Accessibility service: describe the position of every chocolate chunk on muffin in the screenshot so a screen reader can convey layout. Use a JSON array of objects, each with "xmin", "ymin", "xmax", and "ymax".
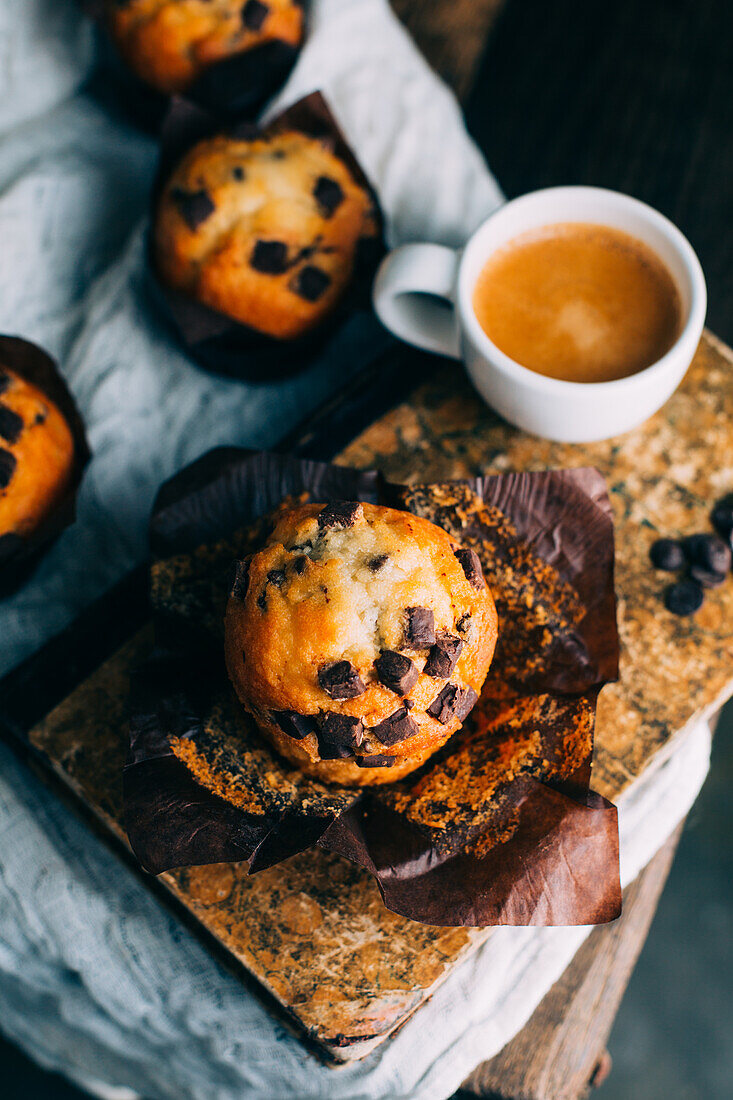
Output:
[
  {"xmin": 374, "ymin": 650, "xmax": 419, "ymax": 695},
  {"xmin": 154, "ymin": 128, "xmax": 378, "ymax": 340},
  {"xmin": 424, "ymin": 632, "xmax": 463, "ymax": 678},
  {"xmin": 224, "ymin": 501, "xmax": 498, "ymax": 785},
  {"xmin": 0, "ymin": 366, "xmax": 75, "ymax": 544},
  {"xmin": 106, "ymin": 0, "xmax": 305, "ymax": 96}
]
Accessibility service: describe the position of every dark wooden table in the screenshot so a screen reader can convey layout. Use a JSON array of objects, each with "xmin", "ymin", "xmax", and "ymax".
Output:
[
  {"xmin": 458, "ymin": 826, "xmax": 684, "ymax": 1099},
  {"xmin": 465, "ymin": 0, "xmax": 733, "ymax": 344}
]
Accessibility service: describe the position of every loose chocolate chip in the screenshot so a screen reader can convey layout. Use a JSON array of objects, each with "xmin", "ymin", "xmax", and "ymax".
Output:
[
  {"xmin": 427, "ymin": 683, "xmax": 478, "ymax": 724},
  {"xmin": 456, "ymin": 613, "xmax": 471, "ymax": 634},
  {"xmin": 357, "ymin": 754, "xmax": 396, "ymax": 768},
  {"xmin": 455, "ymin": 547, "xmax": 485, "ymax": 588},
  {"xmin": 689, "ymin": 565, "xmax": 727, "ymax": 589},
  {"xmin": 403, "ymin": 698, "xmax": 415, "ymax": 709},
  {"xmin": 424, "ymin": 633, "xmax": 463, "ymax": 678},
  {"xmin": 232, "ymin": 166, "xmax": 246, "ymax": 181},
  {"xmin": 257, "ymin": 590, "xmax": 267, "ymax": 611},
  {"xmin": 0, "ymin": 371, "xmax": 10, "ymax": 395},
  {"xmin": 711, "ymin": 494, "xmax": 733, "ymax": 542},
  {"xmin": 372, "ymin": 707, "xmax": 418, "ymax": 746},
  {"xmin": 317, "ymin": 712, "xmax": 363, "ymax": 759},
  {"xmin": 267, "ymin": 568, "xmax": 286, "ymax": 587},
  {"xmin": 664, "ymin": 579, "xmax": 704, "ymax": 616},
  {"xmin": 374, "ymin": 650, "xmax": 419, "ymax": 695},
  {"xmin": 0, "ymin": 447, "xmax": 16, "ymax": 489},
  {"xmin": 649, "ymin": 538, "xmax": 685, "ymax": 571},
  {"xmin": 318, "ymin": 660, "xmax": 366, "ymax": 700},
  {"xmin": 171, "ymin": 188, "xmax": 216, "ymax": 231},
  {"xmin": 290, "ymin": 265, "xmax": 331, "ymax": 302},
  {"xmin": 271, "ymin": 710, "xmax": 317, "ymax": 740},
  {"xmin": 293, "ymin": 556, "xmax": 308, "ymax": 574},
  {"xmin": 684, "ymin": 533, "xmax": 732, "ymax": 575},
  {"xmin": 251, "ymin": 239, "xmax": 289, "ymax": 274},
  {"xmin": 0, "ymin": 404, "xmax": 23, "ymax": 444},
  {"xmin": 230, "ymin": 558, "xmax": 250, "ymax": 601},
  {"xmin": 403, "ymin": 607, "xmax": 435, "ymax": 649},
  {"xmin": 241, "ymin": 0, "xmax": 269, "ymax": 31},
  {"xmin": 317, "ymin": 501, "xmax": 362, "ymax": 530},
  {"xmin": 313, "ymin": 175, "xmax": 344, "ymax": 217},
  {"xmin": 367, "ymin": 553, "xmax": 388, "ymax": 572}
]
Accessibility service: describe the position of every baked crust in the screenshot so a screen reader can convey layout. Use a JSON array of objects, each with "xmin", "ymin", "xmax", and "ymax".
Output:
[
  {"xmin": 224, "ymin": 501, "xmax": 498, "ymax": 785},
  {"xmin": 154, "ymin": 130, "xmax": 377, "ymax": 339},
  {"xmin": 0, "ymin": 366, "xmax": 75, "ymax": 539},
  {"xmin": 107, "ymin": 0, "xmax": 305, "ymax": 95}
]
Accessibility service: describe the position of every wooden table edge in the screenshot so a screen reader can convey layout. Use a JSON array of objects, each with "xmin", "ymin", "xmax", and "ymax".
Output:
[{"xmin": 456, "ymin": 821, "xmax": 685, "ymax": 1100}]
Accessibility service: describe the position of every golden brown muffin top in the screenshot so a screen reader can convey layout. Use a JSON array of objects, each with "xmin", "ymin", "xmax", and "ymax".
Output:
[
  {"xmin": 225, "ymin": 502, "xmax": 498, "ymax": 768},
  {"xmin": 0, "ymin": 366, "xmax": 75, "ymax": 538},
  {"xmin": 154, "ymin": 130, "xmax": 378, "ymax": 338},
  {"xmin": 107, "ymin": 0, "xmax": 305, "ymax": 94}
]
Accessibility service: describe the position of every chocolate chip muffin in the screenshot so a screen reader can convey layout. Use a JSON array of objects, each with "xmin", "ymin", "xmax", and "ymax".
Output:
[
  {"xmin": 106, "ymin": 0, "xmax": 305, "ymax": 96},
  {"xmin": 154, "ymin": 129, "xmax": 378, "ymax": 340},
  {"xmin": 0, "ymin": 365, "xmax": 76, "ymax": 543},
  {"xmin": 224, "ymin": 501, "xmax": 498, "ymax": 785}
]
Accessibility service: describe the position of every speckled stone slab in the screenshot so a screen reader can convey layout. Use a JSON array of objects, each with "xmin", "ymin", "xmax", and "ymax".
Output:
[{"xmin": 28, "ymin": 330, "xmax": 733, "ymax": 1062}]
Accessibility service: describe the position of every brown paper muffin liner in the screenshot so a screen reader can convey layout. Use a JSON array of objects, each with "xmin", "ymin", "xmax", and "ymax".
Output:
[
  {"xmin": 80, "ymin": 1, "xmax": 307, "ymax": 126},
  {"xmin": 0, "ymin": 336, "xmax": 90, "ymax": 598},
  {"xmin": 124, "ymin": 448, "xmax": 621, "ymax": 927},
  {"xmin": 146, "ymin": 92, "xmax": 386, "ymax": 380}
]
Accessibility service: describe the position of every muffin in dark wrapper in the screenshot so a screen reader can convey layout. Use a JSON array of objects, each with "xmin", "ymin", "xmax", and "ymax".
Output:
[
  {"xmin": 149, "ymin": 93, "xmax": 385, "ymax": 380},
  {"xmin": 124, "ymin": 449, "xmax": 622, "ymax": 928},
  {"xmin": 0, "ymin": 336, "xmax": 90, "ymax": 598}
]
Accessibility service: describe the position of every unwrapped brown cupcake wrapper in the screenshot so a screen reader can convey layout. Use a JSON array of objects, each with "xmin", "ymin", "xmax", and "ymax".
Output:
[
  {"xmin": 0, "ymin": 336, "xmax": 90, "ymax": 598},
  {"xmin": 124, "ymin": 448, "xmax": 621, "ymax": 927},
  {"xmin": 80, "ymin": 1, "xmax": 306, "ymax": 126},
  {"xmin": 148, "ymin": 92, "xmax": 386, "ymax": 380}
]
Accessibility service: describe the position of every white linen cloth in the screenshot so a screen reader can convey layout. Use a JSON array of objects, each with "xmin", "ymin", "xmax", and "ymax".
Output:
[
  {"xmin": 0, "ymin": 2, "xmax": 708, "ymax": 1098},
  {"xmin": 0, "ymin": 723, "xmax": 711, "ymax": 1100}
]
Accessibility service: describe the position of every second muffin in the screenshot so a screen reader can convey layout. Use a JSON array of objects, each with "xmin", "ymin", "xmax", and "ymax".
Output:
[{"xmin": 154, "ymin": 129, "xmax": 379, "ymax": 340}]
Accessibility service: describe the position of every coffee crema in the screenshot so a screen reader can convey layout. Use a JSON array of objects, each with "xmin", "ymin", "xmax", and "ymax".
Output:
[{"xmin": 472, "ymin": 223, "xmax": 682, "ymax": 383}]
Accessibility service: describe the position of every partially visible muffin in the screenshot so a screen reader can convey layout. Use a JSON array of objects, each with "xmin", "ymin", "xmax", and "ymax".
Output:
[
  {"xmin": 106, "ymin": 0, "xmax": 305, "ymax": 95},
  {"xmin": 154, "ymin": 130, "xmax": 378, "ymax": 339},
  {"xmin": 0, "ymin": 366, "xmax": 76, "ymax": 541},
  {"xmin": 224, "ymin": 501, "xmax": 498, "ymax": 785}
]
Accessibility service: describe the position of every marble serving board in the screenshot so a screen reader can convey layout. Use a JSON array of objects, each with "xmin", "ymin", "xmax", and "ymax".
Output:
[{"xmin": 17, "ymin": 331, "xmax": 733, "ymax": 1063}]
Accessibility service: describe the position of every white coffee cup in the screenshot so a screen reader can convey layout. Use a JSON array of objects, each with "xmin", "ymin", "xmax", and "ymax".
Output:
[{"xmin": 373, "ymin": 186, "xmax": 706, "ymax": 442}]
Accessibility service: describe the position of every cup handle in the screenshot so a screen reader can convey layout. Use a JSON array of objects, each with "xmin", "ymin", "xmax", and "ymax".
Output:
[{"xmin": 373, "ymin": 243, "xmax": 461, "ymax": 359}]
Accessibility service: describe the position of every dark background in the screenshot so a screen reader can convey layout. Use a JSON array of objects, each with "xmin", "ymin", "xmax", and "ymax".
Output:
[
  {"xmin": 3, "ymin": 0, "xmax": 732, "ymax": 1096},
  {"xmin": 467, "ymin": 0, "xmax": 733, "ymax": 343}
]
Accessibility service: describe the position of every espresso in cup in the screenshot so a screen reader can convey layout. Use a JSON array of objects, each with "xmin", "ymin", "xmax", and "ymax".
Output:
[
  {"xmin": 373, "ymin": 187, "xmax": 706, "ymax": 441},
  {"xmin": 472, "ymin": 223, "xmax": 682, "ymax": 383}
]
